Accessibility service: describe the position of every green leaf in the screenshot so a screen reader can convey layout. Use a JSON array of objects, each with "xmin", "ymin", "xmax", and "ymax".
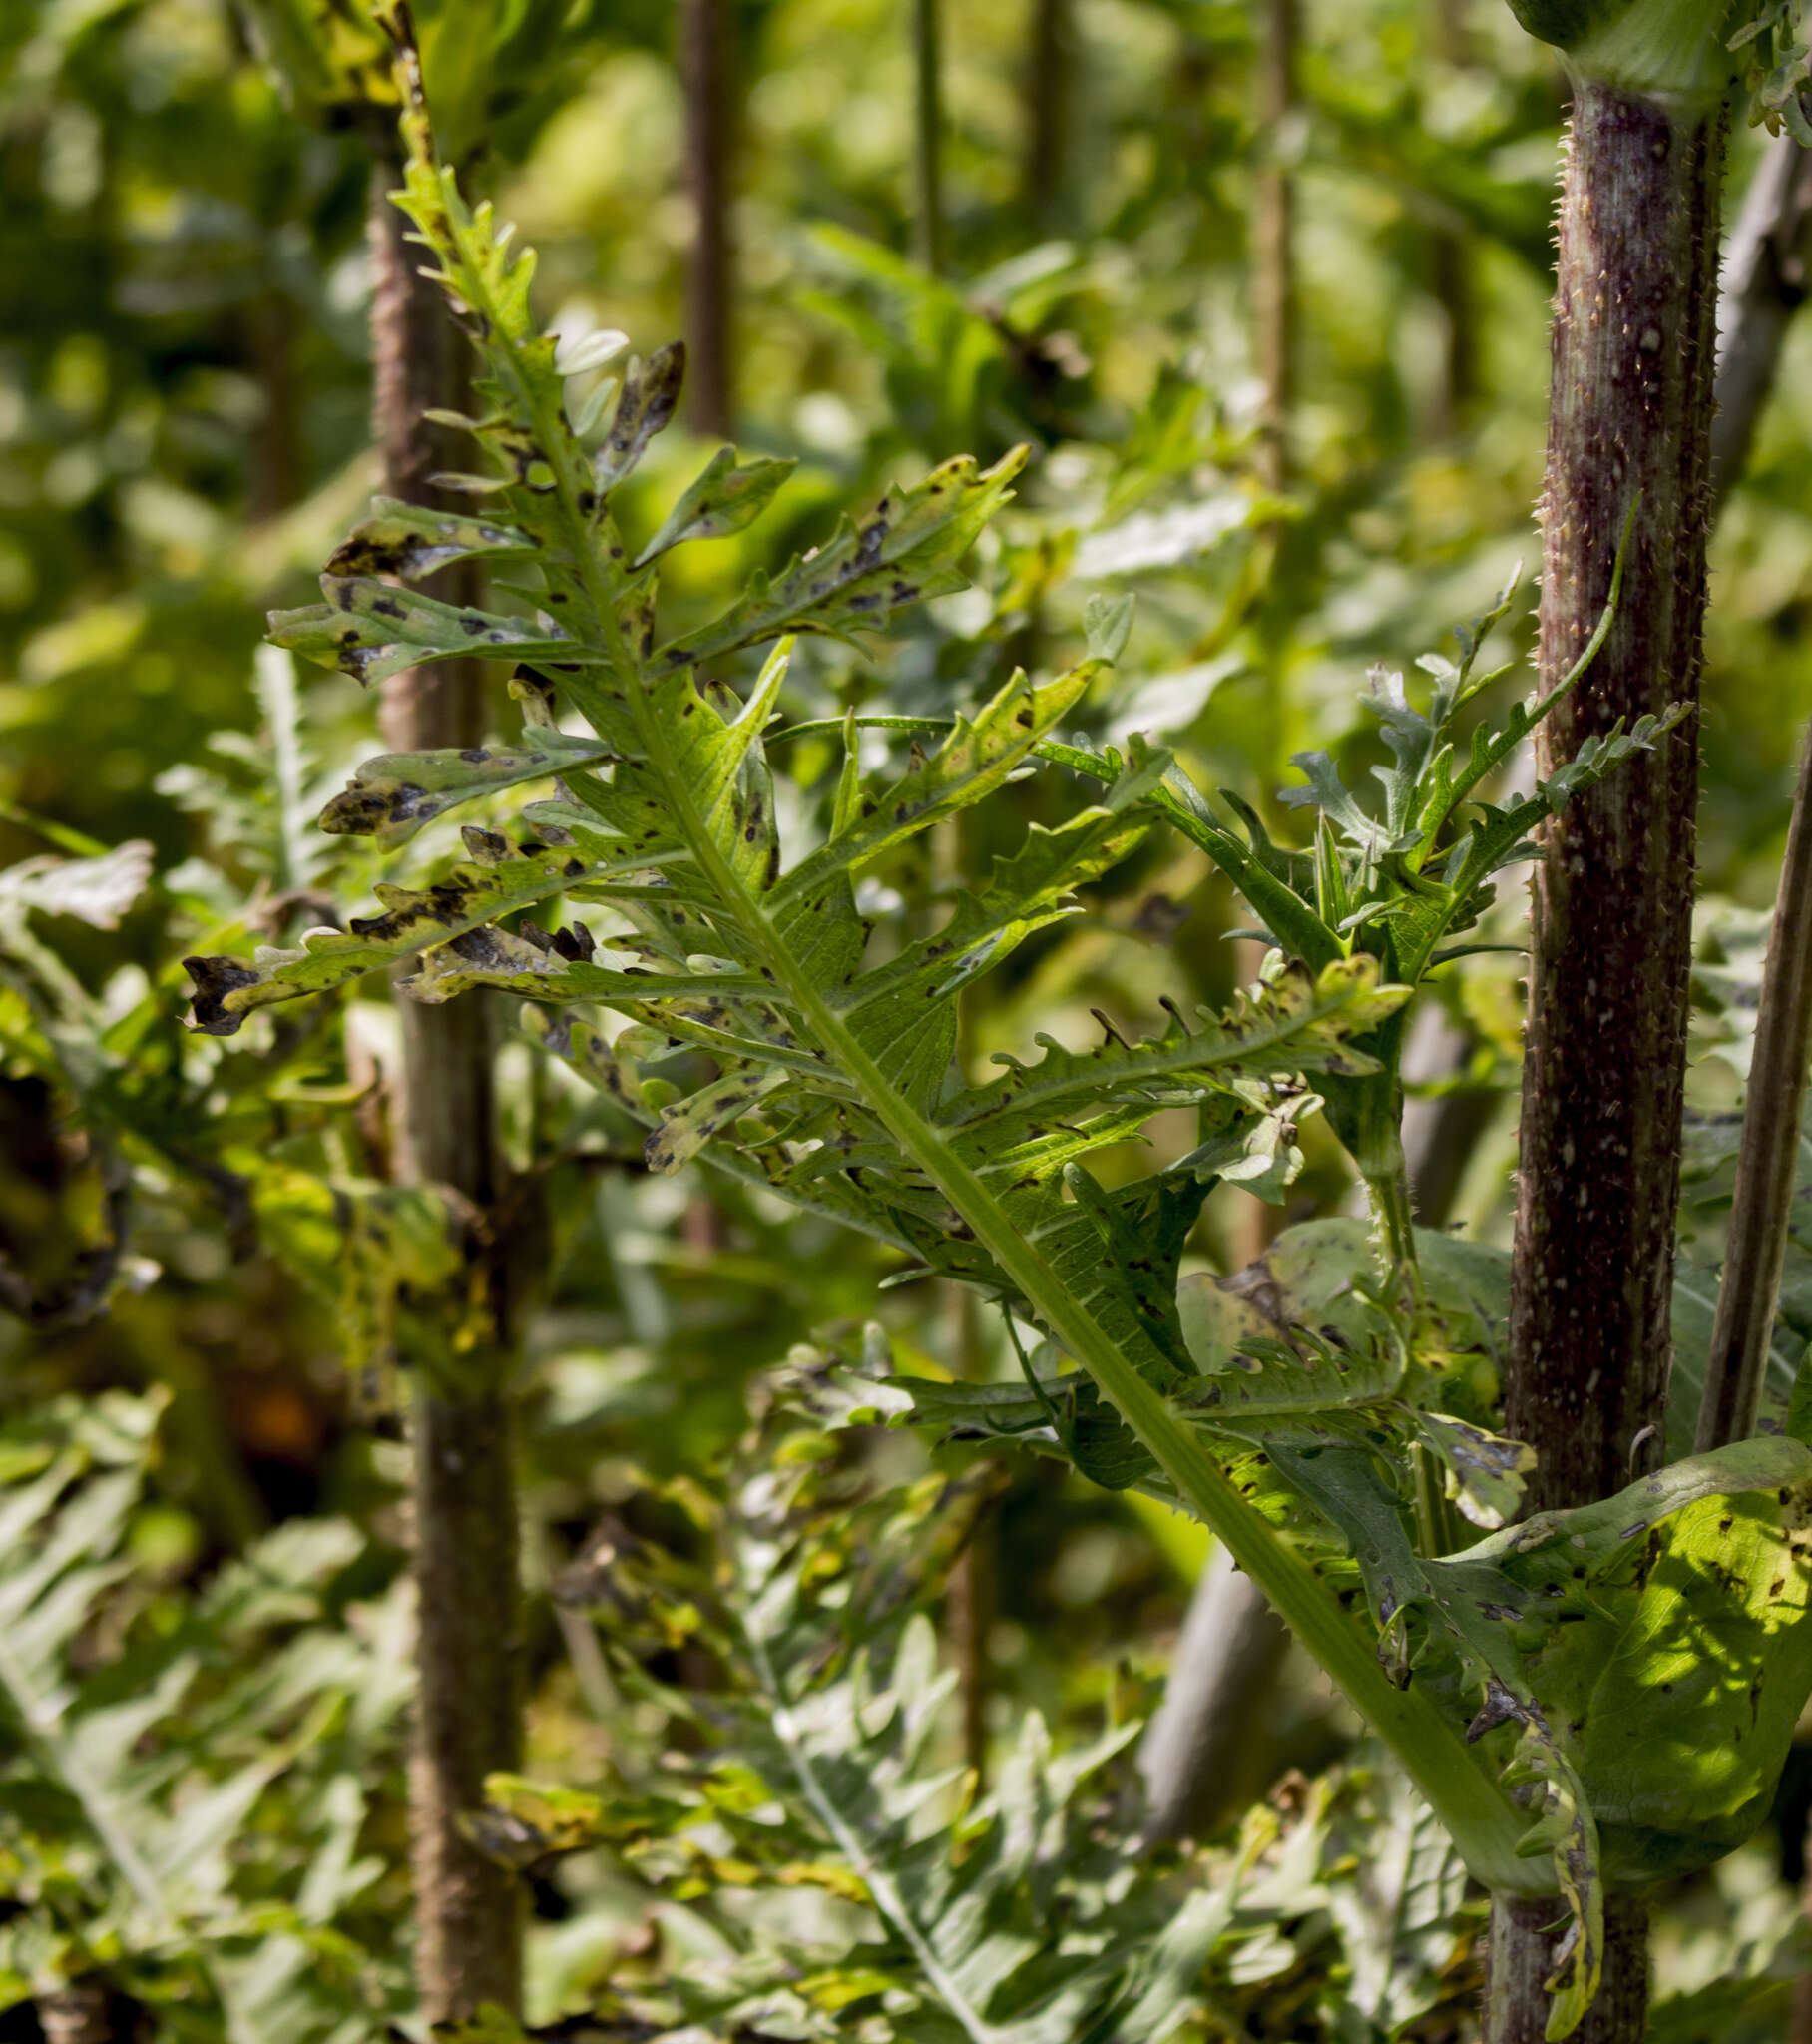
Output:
[
  {"xmin": 319, "ymin": 498, "xmax": 537, "ymax": 581},
  {"xmin": 654, "ymin": 448, "xmax": 1029, "ymax": 671},
  {"xmin": 1084, "ymin": 591, "xmax": 1136, "ymax": 664},
  {"xmin": 1417, "ymin": 1411, "xmax": 1539, "ymax": 1534},
  {"xmin": 1478, "ymin": 1436, "xmax": 1812, "ymax": 1878},
  {"xmin": 184, "ymin": 838, "xmax": 690, "ymax": 1035},
  {"xmin": 0, "ymin": 843, "xmax": 153, "ymax": 933},
  {"xmin": 1320, "ymin": 1746, "xmax": 1470, "ymax": 2039},
  {"xmin": 269, "ymin": 575, "xmax": 604, "ymax": 690},
  {"xmin": 633, "ymin": 446, "xmax": 796, "ymax": 566},
  {"xmin": 0, "ymin": 1393, "xmax": 410, "ymax": 2034},
  {"xmin": 1276, "ymin": 1442, "xmax": 1604, "ymax": 2041},
  {"xmin": 1284, "ymin": 1432, "xmax": 1812, "ymax": 2037},
  {"xmin": 594, "ymin": 342, "xmax": 685, "ymax": 492},
  {"xmin": 597, "ymin": 1392, "xmax": 1239, "ymax": 2044},
  {"xmin": 194, "ymin": 77, "xmax": 1537, "ymax": 1916},
  {"xmin": 319, "ymin": 728, "xmax": 617, "ymax": 847}
]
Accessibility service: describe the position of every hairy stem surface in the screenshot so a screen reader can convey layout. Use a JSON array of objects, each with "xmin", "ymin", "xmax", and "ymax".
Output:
[
  {"xmin": 1508, "ymin": 81, "xmax": 1721, "ymax": 1516},
  {"xmin": 1495, "ymin": 78, "xmax": 1725, "ymax": 2044}
]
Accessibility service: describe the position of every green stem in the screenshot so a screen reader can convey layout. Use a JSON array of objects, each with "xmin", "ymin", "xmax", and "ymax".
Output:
[
  {"xmin": 785, "ymin": 978, "xmax": 1534, "ymax": 1889},
  {"xmin": 1366, "ymin": 1158, "xmax": 1420, "ymax": 1285},
  {"xmin": 912, "ymin": 0, "xmax": 946, "ymax": 273},
  {"xmin": 428, "ymin": 146, "xmax": 1538, "ymax": 1903},
  {"xmin": 632, "ymin": 689, "xmax": 1534, "ymax": 1887}
]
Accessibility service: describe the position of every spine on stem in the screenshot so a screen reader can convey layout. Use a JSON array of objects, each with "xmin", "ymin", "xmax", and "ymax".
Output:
[{"xmin": 1492, "ymin": 2, "xmax": 1733, "ymax": 2033}]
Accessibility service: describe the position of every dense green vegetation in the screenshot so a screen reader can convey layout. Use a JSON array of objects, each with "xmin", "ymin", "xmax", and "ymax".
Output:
[{"xmin": 10, "ymin": 3, "xmax": 1812, "ymax": 2040}]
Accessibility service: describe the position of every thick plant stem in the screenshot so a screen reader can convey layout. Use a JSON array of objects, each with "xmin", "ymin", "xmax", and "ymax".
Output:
[
  {"xmin": 1695, "ymin": 696, "xmax": 1812, "ymax": 1448},
  {"xmin": 680, "ymin": 0, "xmax": 734, "ymax": 436},
  {"xmin": 1495, "ymin": 80, "xmax": 1725, "ymax": 2044},
  {"xmin": 1487, "ymin": 1893, "xmax": 1649, "ymax": 2044},
  {"xmin": 368, "ymin": 157, "xmax": 523, "ymax": 2025},
  {"xmin": 912, "ymin": 0, "xmax": 945, "ymax": 273},
  {"xmin": 1507, "ymin": 82, "xmax": 1721, "ymax": 1513}
]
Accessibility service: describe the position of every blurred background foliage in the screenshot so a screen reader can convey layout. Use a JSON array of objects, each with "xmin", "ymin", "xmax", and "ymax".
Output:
[{"xmin": 6, "ymin": 0, "xmax": 1812, "ymax": 2036}]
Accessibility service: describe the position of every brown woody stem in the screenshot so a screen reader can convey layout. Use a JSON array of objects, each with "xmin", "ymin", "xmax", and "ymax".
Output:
[
  {"xmin": 1494, "ymin": 77, "xmax": 1725, "ymax": 2044},
  {"xmin": 1487, "ymin": 1893, "xmax": 1650, "ymax": 2044},
  {"xmin": 368, "ymin": 153, "xmax": 523, "ymax": 2024}
]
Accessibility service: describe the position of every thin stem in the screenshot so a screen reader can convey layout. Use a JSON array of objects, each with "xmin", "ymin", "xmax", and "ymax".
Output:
[
  {"xmin": 367, "ymin": 150, "xmax": 523, "ymax": 2024},
  {"xmin": 1022, "ymin": 0, "xmax": 1075, "ymax": 233},
  {"xmin": 912, "ymin": 0, "xmax": 945, "ymax": 272},
  {"xmin": 1712, "ymin": 122, "xmax": 1812, "ymax": 506},
  {"xmin": 680, "ymin": 0, "xmax": 734, "ymax": 434},
  {"xmin": 1695, "ymin": 724, "xmax": 1812, "ymax": 1450},
  {"xmin": 1252, "ymin": 0, "xmax": 1297, "ymax": 492},
  {"xmin": 1365, "ymin": 1160, "xmax": 1421, "ymax": 1286}
]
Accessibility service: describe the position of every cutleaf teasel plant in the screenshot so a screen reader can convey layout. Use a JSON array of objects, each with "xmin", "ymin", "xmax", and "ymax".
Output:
[{"xmin": 183, "ymin": 12, "xmax": 1812, "ymax": 2041}]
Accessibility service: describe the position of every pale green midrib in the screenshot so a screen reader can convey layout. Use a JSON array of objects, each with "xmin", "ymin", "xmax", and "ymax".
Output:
[
  {"xmin": 742, "ymin": 1622, "xmax": 1014, "ymax": 2044},
  {"xmin": 439, "ymin": 205, "xmax": 605, "ymax": 630},
  {"xmin": 456, "ymin": 224, "xmax": 1536, "ymax": 1894},
  {"xmin": 801, "ymin": 971, "xmax": 1536, "ymax": 1890},
  {"xmin": 936, "ymin": 1000, "xmax": 1382, "ymax": 1133},
  {"xmin": 629, "ymin": 688, "xmax": 1538, "ymax": 1895}
]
